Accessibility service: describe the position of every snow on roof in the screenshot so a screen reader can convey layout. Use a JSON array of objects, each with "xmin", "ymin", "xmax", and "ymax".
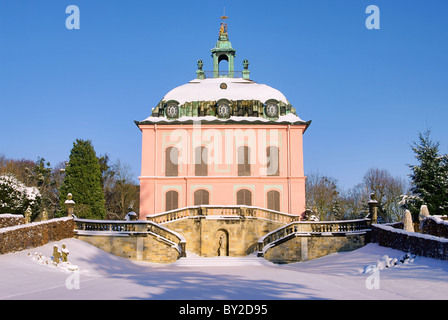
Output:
[
  {"xmin": 139, "ymin": 113, "xmax": 308, "ymax": 125},
  {"xmin": 162, "ymin": 78, "xmax": 289, "ymax": 105}
]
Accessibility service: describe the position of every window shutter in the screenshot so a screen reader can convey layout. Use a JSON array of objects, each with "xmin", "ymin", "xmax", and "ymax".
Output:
[
  {"xmin": 194, "ymin": 189, "xmax": 210, "ymax": 206},
  {"xmin": 267, "ymin": 146, "xmax": 279, "ymax": 176},
  {"xmin": 195, "ymin": 146, "xmax": 208, "ymax": 176},
  {"xmin": 166, "ymin": 190, "xmax": 179, "ymax": 211},
  {"xmin": 267, "ymin": 190, "xmax": 280, "ymax": 211},
  {"xmin": 237, "ymin": 189, "xmax": 252, "ymax": 206},
  {"xmin": 165, "ymin": 147, "xmax": 178, "ymax": 177},
  {"xmin": 238, "ymin": 146, "xmax": 251, "ymax": 176}
]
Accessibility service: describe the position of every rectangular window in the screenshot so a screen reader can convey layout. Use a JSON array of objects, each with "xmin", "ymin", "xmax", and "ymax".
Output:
[
  {"xmin": 165, "ymin": 147, "xmax": 178, "ymax": 177},
  {"xmin": 238, "ymin": 146, "xmax": 251, "ymax": 176},
  {"xmin": 195, "ymin": 146, "xmax": 208, "ymax": 176},
  {"xmin": 267, "ymin": 146, "xmax": 279, "ymax": 176}
]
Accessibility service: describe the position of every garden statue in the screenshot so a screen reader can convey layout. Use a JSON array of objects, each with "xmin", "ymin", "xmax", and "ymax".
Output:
[
  {"xmin": 61, "ymin": 243, "xmax": 69, "ymax": 262},
  {"xmin": 52, "ymin": 245, "xmax": 61, "ymax": 265}
]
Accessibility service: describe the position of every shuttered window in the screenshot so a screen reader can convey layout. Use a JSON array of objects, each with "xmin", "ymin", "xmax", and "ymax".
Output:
[
  {"xmin": 194, "ymin": 189, "xmax": 210, "ymax": 206},
  {"xmin": 267, "ymin": 190, "xmax": 280, "ymax": 212},
  {"xmin": 165, "ymin": 147, "xmax": 178, "ymax": 177},
  {"xmin": 195, "ymin": 146, "xmax": 208, "ymax": 176},
  {"xmin": 237, "ymin": 146, "xmax": 251, "ymax": 176},
  {"xmin": 236, "ymin": 189, "xmax": 252, "ymax": 206},
  {"xmin": 266, "ymin": 146, "xmax": 279, "ymax": 176},
  {"xmin": 165, "ymin": 190, "xmax": 179, "ymax": 211}
]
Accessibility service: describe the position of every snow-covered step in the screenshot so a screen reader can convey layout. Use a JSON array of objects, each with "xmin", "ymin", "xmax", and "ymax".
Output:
[{"xmin": 172, "ymin": 253, "xmax": 271, "ymax": 266}]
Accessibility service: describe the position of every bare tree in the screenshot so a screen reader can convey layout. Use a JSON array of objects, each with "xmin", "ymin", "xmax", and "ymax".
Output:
[
  {"xmin": 305, "ymin": 172, "xmax": 339, "ymax": 220},
  {"xmin": 340, "ymin": 183, "xmax": 370, "ymax": 219},
  {"xmin": 103, "ymin": 159, "xmax": 140, "ymax": 220},
  {"xmin": 362, "ymin": 168, "xmax": 409, "ymax": 222}
]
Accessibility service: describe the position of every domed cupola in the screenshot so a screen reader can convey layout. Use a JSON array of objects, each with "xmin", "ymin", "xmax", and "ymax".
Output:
[{"xmin": 137, "ymin": 16, "xmax": 310, "ymax": 129}]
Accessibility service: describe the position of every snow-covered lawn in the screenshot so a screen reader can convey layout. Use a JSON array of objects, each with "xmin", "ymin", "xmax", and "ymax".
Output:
[{"xmin": 0, "ymin": 238, "xmax": 447, "ymax": 300}]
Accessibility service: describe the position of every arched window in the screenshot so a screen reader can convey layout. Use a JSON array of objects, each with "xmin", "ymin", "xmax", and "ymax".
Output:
[
  {"xmin": 236, "ymin": 189, "xmax": 252, "ymax": 206},
  {"xmin": 267, "ymin": 190, "xmax": 280, "ymax": 212},
  {"xmin": 194, "ymin": 189, "xmax": 210, "ymax": 206},
  {"xmin": 195, "ymin": 146, "xmax": 208, "ymax": 176},
  {"xmin": 237, "ymin": 146, "xmax": 251, "ymax": 176},
  {"xmin": 266, "ymin": 146, "xmax": 279, "ymax": 176},
  {"xmin": 165, "ymin": 147, "xmax": 178, "ymax": 177},
  {"xmin": 165, "ymin": 190, "xmax": 179, "ymax": 211}
]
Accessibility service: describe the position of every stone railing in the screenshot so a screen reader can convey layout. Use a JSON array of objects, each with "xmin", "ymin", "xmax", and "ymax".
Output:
[
  {"xmin": 258, "ymin": 219, "xmax": 371, "ymax": 255},
  {"xmin": 203, "ymin": 71, "xmax": 244, "ymax": 78},
  {"xmin": 147, "ymin": 207, "xmax": 200, "ymax": 224},
  {"xmin": 74, "ymin": 218, "xmax": 186, "ymax": 257},
  {"xmin": 146, "ymin": 205, "xmax": 301, "ymax": 224},
  {"xmin": 372, "ymin": 223, "xmax": 448, "ymax": 261}
]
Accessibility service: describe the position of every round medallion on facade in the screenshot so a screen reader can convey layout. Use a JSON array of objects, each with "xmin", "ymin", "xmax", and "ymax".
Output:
[
  {"xmin": 265, "ymin": 103, "xmax": 279, "ymax": 117},
  {"xmin": 220, "ymin": 82, "xmax": 227, "ymax": 89},
  {"xmin": 166, "ymin": 104, "xmax": 179, "ymax": 119},
  {"xmin": 217, "ymin": 103, "xmax": 230, "ymax": 118}
]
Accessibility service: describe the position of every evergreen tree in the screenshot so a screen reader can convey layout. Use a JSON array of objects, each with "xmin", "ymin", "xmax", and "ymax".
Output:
[
  {"xmin": 58, "ymin": 139, "xmax": 106, "ymax": 219},
  {"xmin": 408, "ymin": 130, "xmax": 448, "ymax": 216},
  {"xmin": 0, "ymin": 174, "xmax": 41, "ymax": 217},
  {"xmin": 330, "ymin": 195, "xmax": 344, "ymax": 221}
]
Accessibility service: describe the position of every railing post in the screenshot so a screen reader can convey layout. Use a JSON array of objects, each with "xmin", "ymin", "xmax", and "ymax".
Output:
[
  {"xmin": 65, "ymin": 193, "xmax": 75, "ymax": 217},
  {"xmin": 368, "ymin": 193, "xmax": 379, "ymax": 224}
]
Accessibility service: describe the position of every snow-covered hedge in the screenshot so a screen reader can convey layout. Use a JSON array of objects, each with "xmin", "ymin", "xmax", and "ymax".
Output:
[
  {"xmin": 372, "ymin": 223, "xmax": 448, "ymax": 260},
  {"xmin": 0, "ymin": 214, "xmax": 25, "ymax": 228},
  {"xmin": 421, "ymin": 216, "xmax": 448, "ymax": 238},
  {"xmin": 0, "ymin": 217, "xmax": 74, "ymax": 254},
  {"xmin": 0, "ymin": 174, "xmax": 40, "ymax": 216}
]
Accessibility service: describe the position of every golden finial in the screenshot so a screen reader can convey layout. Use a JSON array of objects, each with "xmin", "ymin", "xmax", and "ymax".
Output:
[
  {"xmin": 221, "ymin": 7, "xmax": 228, "ymax": 21},
  {"xmin": 219, "ymin": 8, "xmax": 228, "ymax": 36}
]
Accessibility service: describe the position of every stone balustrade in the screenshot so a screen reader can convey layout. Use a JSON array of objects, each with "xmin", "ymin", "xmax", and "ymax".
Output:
[
  {"xmin": 146, "ymin": 205, "xmax": 301, "ymax": 224},
  {"xmin": 258, "ymin": 219, "xmax": 371, "ymax": 255},
  {"xmin": 73, "ymin": 210, "xmax": 371, "ymax": 264},
  {"xmin": 74, "ymin": 218, "xmax": 186, "ymax": 258}
]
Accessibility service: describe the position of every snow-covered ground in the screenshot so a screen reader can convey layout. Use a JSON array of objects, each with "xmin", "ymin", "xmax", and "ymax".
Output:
[{"xmin": 0, "ymin": 238, "xmax": 447, "ymax": 300}]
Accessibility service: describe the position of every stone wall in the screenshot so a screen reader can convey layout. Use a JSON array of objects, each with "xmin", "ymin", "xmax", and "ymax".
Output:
[
  {"xmin": 164, "ymin": 216, "xmax": 285, "ymax": 257},
  {"xmin": 263, "ymin": 233, "xmax": 367, "ymax": 264},
  {"xmin": 0, "ymin": 214, "xmax": 26, "ymax": 228},
  {"xmin": 0, "ymin": 217, "xmax": 74, "ymax": 254},
  {"xmin": 263, "ymin": 235, "xmax": 303, "ymax": 264},
  {"xmin": 372, "ymin": 224, "xmax": 448, "ymax": 260},
  {"xmin": 421, "ymin": 216, "xmax": 448, "ymax": 238},
  {"xmin": 75, "ymin": 233, "xmax": 181, "ymax": 264}
]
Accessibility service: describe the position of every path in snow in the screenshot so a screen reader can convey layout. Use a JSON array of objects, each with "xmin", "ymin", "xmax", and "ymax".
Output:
[{"xmin": 0, "ymin": 238, "xmax": 447, "ymax": 300}]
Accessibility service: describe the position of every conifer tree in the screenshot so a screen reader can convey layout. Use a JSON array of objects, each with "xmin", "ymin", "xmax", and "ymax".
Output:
[
  {"xmin": 58, "ymin": 139, "xmax": 106, "ymax": 219},
  {"xmin": 0, "ymin": 174, "xmax": 40, "ymax": 216},
  {"xmin": 408, "ymin": 130, "xmax": 448, "ymax": 216}
]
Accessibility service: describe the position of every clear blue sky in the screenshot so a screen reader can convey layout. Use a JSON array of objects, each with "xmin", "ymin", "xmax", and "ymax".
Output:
[{"xmin": 1, "ymin": 0, "xmax": 447, "ymax": 191}]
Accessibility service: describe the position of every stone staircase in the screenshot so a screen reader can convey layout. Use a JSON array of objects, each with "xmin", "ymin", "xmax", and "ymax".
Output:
[{"xmin": 171, "ymin": 251, "xmax": 272, "ymax": 267}]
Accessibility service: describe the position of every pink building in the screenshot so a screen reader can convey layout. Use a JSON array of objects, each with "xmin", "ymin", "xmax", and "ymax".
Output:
[{"xmin": 135, "ymin": 21, "xmax": 311, "ymax": 220}]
